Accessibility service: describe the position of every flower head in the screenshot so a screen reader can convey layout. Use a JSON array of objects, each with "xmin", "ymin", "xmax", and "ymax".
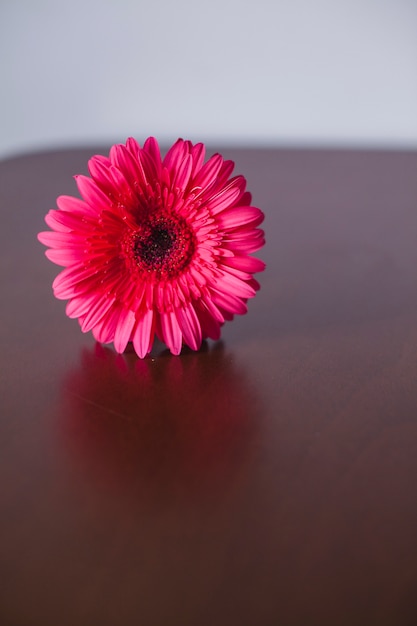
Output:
[{"xmin": 38, "ymin": 137, "xmax": 265, "ymax": 357}]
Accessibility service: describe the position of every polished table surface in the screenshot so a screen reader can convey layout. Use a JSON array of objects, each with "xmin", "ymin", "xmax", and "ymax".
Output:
[{"xmin": 1, "ymin": 146, "xmax": 417, "ymax": 625}]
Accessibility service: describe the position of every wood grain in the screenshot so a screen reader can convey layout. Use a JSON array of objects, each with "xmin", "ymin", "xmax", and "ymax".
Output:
[{"xmin": 1, "ymin": 146, "xmax": 417, "ymax": 626}]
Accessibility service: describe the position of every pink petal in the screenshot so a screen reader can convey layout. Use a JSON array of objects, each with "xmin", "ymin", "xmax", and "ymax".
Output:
[
  {"xmin": 159, "ymin": 310, "xmax": 183, "ymax": 355},
  {"xmin": 108, "ymin": 145, "xmax": 141, "ymax": 198},
  {"xmin": 56, "ymin": 195, "xmax": 89, "ymax": 214},
  {"xmin": 163, "ymin": 138, "xmax": 187, "ymax": 172},
  {"xmin": 115, "ymin": 147, "xmax": 139, "ymax": 186},
  {"xmin": 53, "ymin": 265, "xmax": 96, "ymax": 299},
  {"xmin": 75, "ymin": 175, "xmax": 113, "ymax": 211},
  {"xmin": 216, "ymin": 271, "xmax": 256, "ymax": 299},
  {"xmin": 222, "ymin": 255, "xmax": 265, "ymax": 273},
  {"xmin": 224, "ymin": 229, "xmax": 265, "ymax": 253},
  {"xmin": 66, "ymin": 292, "xmax": 99, "ymax": 319},
  {"xmin": 136, "ymin": 149, "xmax": 157, "ymax": 187},
  {"xmin": 210, "ymin": 287, "xmax": 248, "ymax": 315},
  {"xmin": 143, "ymin": 137, "xmax": 162, "ymax": 176},
  {"xmin": 45, "ymin": 209, "xmax": 94, "ymax": 233},
  {"xmin": 138, "ymin": 145, "xmax": 162, "ymax": 183},
  {"xmin": 191, "ymin": 153, "xmax": 224, "ymax": 192},
  {"xmin": 190, "ymin": 142, "xmax": 206, "ymax": 176},
  {"xmin": 217, "ymin": 205, "xmax": 264, "ymax": 230},
  {"xmin": 113, "ymin": 307, "xmax": 136, "ymax": 353},
  {"xmin": 240, "ymin": 191, "xmax": 252, "ymax": 206},
  {"xmin": 92, "ymin": 154, "xmax": 112, "ymax": 167},
  {"xmin": 38, "ymin": 231, "xmax": 81, "ymax": 248},
  {"xmin": 132, "ymin": 308, "xmax": 154, "ymax": 358},
  {"xmin": 45, "ymin": 247, "xmax": 83, "ymax": 266},
  {"xmin": 80, "ymin": 295, "xmax": 116, "ymax": 332},
  {"xmin": 65, "ymin": 293, "xmax": 96, "ymax": 319},
  {"xmin": 200, "ymin": 294, "xmax": 225, "ymax": 323},
  {"xmin": 194, "ymin": 300, "xmax": 222, "ymax": 340},
  {"xmin": 207, "ymin": 178, "xmax": 246, "ymax": 215},
  {"xmin": 176, "ymin": 303, "xmax": 202, "ymax": 351},
  {"xmin": 91, "ymin": 306, "xmax": 120, "ymax": 344},
  {"xmin": 215, "ymin": 160, "xmax": 235, "ymax": 189},
  {"xmin": 88, "ymin": 157, "xmax": 113, "ymax": 188},
  {"xmin": 217, "ymin": 264, "xmax": 252, "ymax": 281},
  {"xmin": 125, "ymin": 137, "xmax": 141, "ymax": 158},
  {"xmin": 171, "ymin": 153, "xmax": 193, "ymax": 191},
  {"xmin": 44, "ymin": 210, "xmax": 71, "ymax": 233},
  {"xmin": 247, "ymin": 277, "xmax": 261, "ymax": 292}
]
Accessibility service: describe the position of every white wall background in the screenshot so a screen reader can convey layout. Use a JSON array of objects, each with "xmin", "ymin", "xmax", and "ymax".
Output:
[{"xmin": 1, "ymin": 0, "xmax": 416, "ymax": 158}]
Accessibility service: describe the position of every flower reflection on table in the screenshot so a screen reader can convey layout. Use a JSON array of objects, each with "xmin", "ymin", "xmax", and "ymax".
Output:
[{"xmin": 60, "ymin": 341, "xmax": 261, "ymax": 510}]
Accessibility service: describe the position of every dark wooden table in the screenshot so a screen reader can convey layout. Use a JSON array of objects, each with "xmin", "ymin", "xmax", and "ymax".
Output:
[{"xmin": 1, "ymin": 146, "xmax": 417, "ymax": 626}]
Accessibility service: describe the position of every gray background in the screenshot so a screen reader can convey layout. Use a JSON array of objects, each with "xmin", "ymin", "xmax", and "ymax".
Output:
[{"xmin": 1, "ymin": 0, "xmax": 416, "ymax": 158}]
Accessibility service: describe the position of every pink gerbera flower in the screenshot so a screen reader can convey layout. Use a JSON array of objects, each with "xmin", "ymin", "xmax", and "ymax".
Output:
[{"xmin": 38, "ymin": 137, "xmax": 265, "ymax": 357}]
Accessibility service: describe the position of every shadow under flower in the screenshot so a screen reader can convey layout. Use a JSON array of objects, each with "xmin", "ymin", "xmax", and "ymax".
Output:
[{"xmin": 59, "ymin": 342, "xmax": 261, "ymax": 511}]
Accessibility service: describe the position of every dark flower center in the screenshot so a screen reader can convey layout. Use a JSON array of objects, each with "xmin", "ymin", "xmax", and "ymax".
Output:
[
  {"xmin": 134, "ymin": 224, "xmax": 174, "ymax": 266},
  {"xmin": 131, "ymin": 215, "xmax": 195, "ymax": 277}
]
